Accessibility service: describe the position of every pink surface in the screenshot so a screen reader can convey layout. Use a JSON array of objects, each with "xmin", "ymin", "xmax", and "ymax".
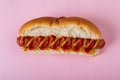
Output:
[{"xmin": 0, "ymin": 0, "xmax": 120, "ymax": 80}]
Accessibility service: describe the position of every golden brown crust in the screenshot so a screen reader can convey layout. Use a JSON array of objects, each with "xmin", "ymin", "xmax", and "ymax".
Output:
[{"xmin": 19, "ymin": 17, "xmax": 102, "ymax": 38}]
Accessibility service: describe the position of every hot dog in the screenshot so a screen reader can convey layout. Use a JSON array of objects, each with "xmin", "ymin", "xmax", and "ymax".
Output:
[{"xmin": 17, "ymin": 17, "xmax": 105, "ymax": 56}]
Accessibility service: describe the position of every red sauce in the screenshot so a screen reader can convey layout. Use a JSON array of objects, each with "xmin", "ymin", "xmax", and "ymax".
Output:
[
  {"xmin": 62, "ymin": 38, "xmax": 73, "ymax": 51},
  {"xmin": 17, "ymin": 35, "xmax": 104, "ymax": 53},
  {"xmin": 51, "ymin": 35, "xmax": 56, "ymax": 42},
  {"xmin": 37, "ymin": 36, "xmax": 45, "ymax": 45},
  {"xmin": 74, "ymin": 37, "xmax": 80, "ymax": 42},
  {"xmin": 39, "ymin": 36, "xmax": 50, "ymax": 50},
  {"xmin": 28, "ymin": 37, "xmax": 38, "ymax": 50},
  {"xmin": 73, "ymin": 38, "xmax": 83, "ymax": 52},
  {"xmin": 88, "ymin": 40, "xmax": 96, "ymax": 49},
  {"xmin": 84, "ymin": 48, "xmax": 91, "ymax": 53},
  {"xmin": 85, "ymin": 39, "xmax": 91, "ymax": 47},
  {"xmin": 21, "ymin": 36, "xmax": 30, "ymax": 47},
  {"xmin": 51, "ymin": 38, "xmax": 62, "ymax": 50},
  {"xmin": 20, "ymin": 37, "xmax": 26, "ymax": 47}
]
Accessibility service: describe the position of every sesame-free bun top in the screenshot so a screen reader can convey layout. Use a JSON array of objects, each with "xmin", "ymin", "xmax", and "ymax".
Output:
[{"xmin": 19, "ymin": 17, "xmax": 102, "ymax": 39}]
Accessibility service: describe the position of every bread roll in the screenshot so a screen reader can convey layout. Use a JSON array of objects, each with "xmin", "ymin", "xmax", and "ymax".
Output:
[{"xmin": 17, "ymin": 17, "xmax": 105, "ymax": 56}]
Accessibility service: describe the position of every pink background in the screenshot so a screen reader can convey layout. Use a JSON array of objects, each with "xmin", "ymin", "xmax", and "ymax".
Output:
[{"xmin": 0, "ymin": 0, "xmax": 120, "ymax": 80}]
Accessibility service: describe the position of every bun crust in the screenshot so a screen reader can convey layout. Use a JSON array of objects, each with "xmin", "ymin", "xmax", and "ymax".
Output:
[{"xmin": 19, "ymin": 17, "xmax": 102, "ymax": 39}]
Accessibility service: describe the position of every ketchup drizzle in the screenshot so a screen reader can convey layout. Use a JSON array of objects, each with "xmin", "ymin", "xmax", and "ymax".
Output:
[{"xmin": 17, "ymin": 35, "xmax": 102, "ymax": 53}]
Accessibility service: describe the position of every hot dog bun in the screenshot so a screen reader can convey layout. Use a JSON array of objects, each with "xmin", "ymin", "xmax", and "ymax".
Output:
[{"xmin": 17, "ymin": 17, "xmax": 105, "ymax": 56}]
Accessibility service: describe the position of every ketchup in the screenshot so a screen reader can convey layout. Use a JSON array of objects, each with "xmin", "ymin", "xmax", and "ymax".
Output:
[
  {"xmin": 22, "ymin": 36, "xmax": 31, "ymax": 47},
  {"xmin": 62, "ymin": 38, "xmax": 73, "ymax": 51},
  {"xmin": 84, "ymin": 48, "xmax": 91, "ymax": 53},
  {"xmin": 17, "ymin": 35, "xmax": 103, "ymax": 53},
  {"xmin": 39, "ymin": 37, "xmax": 50, "ymax": 50},
  {"xmin": 73, "ymin": 38, "xmax": 83, "ymax": 52},
  {"xmin": 51, "ymin": 38, "xmax": 62, "ymax": 50},
  {"xmin": 84, "ymin": 39, "xmax": 91, "ymax": 47},
  {"xmin": 88, "ymin": 40, "xmax": 96, "ymax": 49},
  {"xmin": 51, "ymin": 35, "xmax": 56, "ymax": 42},
  {"xmin": 28, "ymin": 37, "xmax": 39, "ymax": 50}
]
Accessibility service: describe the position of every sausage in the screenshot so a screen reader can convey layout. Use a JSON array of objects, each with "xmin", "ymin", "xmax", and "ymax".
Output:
[
  {"xmin": 17, "ymin": 35, "xmax": 105, "ymax": 51},
  {"xmin": 96, "ymin": 39, "xmax": 105, "ymax": 49}
]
